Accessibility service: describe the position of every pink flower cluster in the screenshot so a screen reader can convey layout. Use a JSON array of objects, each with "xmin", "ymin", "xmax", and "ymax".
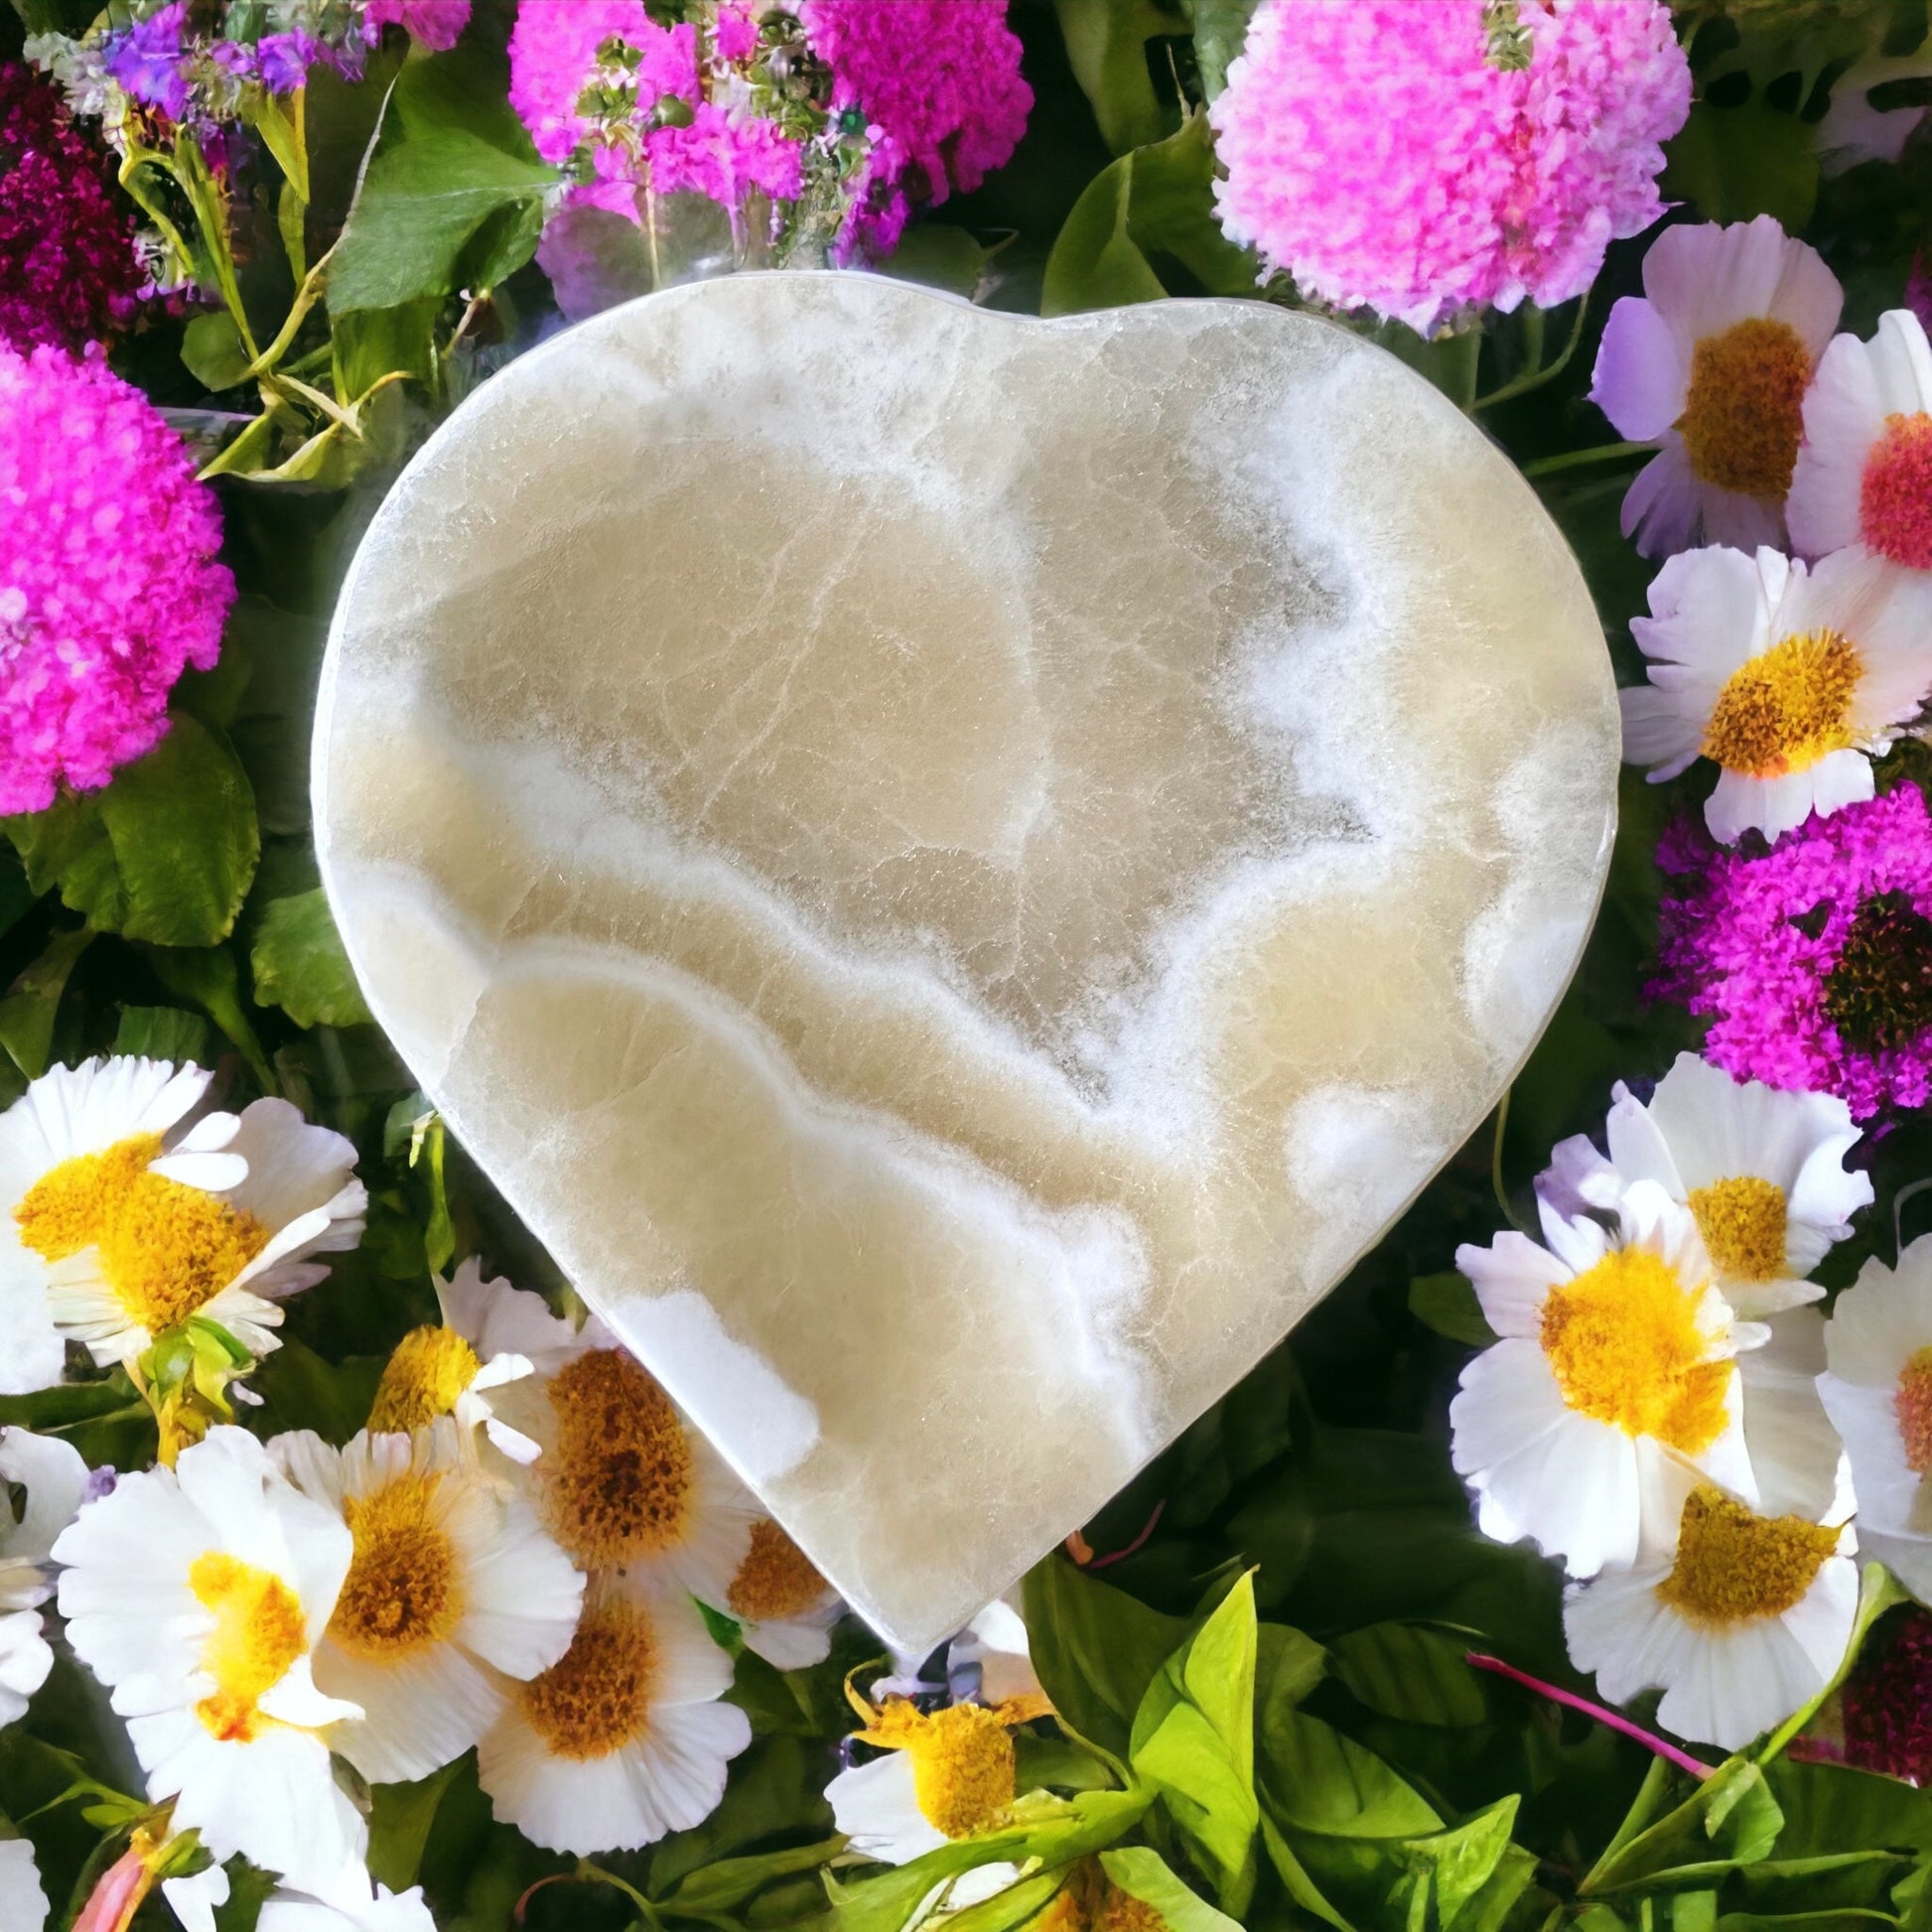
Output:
[
  {"xmin": 0, "ymin": 345, "xmax": 233, "ymax": 816},
  {"xmin": 798, "ymin": 0, "xmax": 1031, "ymax": 254},
  {"xmin": 1209, "ymin": 0, "xmax": 1690, "ymax": 333},
  {"xmin": 363, "ymin": 0, "xmax": 473, "ymax": 53},
  {"xmin": 1654, "ymin": 783, "xmax": 1932, "ymax": 1119},
  {"xmin": 0, "ymin": 63, "xmax": 141, "ymax": 352}
]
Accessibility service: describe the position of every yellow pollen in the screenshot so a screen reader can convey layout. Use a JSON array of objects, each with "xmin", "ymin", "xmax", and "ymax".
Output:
[
  {"xmin": 1096, "ymin": 1892, "xmax": 1169, "ymax": 1932},
  {"xmin": 189, "ymin": 1551, "xmax": 307, "ymax": 1742},
  {"xmin": 543, "ymin": 1348, "xmax": 693, "ymax": 1569},
  {"xmin": 859, "ymin": 1700, "xmax": 1018, "ymax": 1840},
  {"xmin": 1687, "ymin": 1175, "xmax": 1789, "ymax": 1283},
  {"xmin": 520, "ymin": 1600, "xmax": 655, "ymax": 1759},
  {"xmin": 1701, "ymin": 628, "xmax": 1862, "ymax": 779},
  {"xmin": 368, "ymin": 1326, "xmax": 483, "ymax": 1434},
  {"xmin": 1540, "ymin": 1247, "xmax": 1731, "ymax": 1451},
  {"xmin": 1654, "ymin": 1485, "xmax": 1840, "ymax": 1626},
  {"xmin": 727, "ymin": 1520, "xmax": 828, "ymax": 1622},
  {"xmin": 1896, "ymin": 1347, "xmax": 1932, "ymax": 1473},
  {"xmin": 15, "ymin": 1132, "xmax": 269, "ymax": 1335},
  {"xmin": 1677, "ymin": 316, "xmax": 1812, "ymax": 496},
  {"xmin": 330, "ymin": 1476, "xmax": 462, "ymax": 1658}
]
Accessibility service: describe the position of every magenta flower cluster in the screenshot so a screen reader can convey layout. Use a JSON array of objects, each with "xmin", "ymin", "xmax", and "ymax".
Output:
[
  {"xmin": 0, "ymin": 345, "xmax": 234, "ymax": 816},
  {"xmin": 1654, "ymin": 783, "xmax": 1932, "ymax": 1120},
  {"xmin": 0, "ymin": 64, "xmax": 141, "ymax": 353},
  {"xmin": 1209, "ymin": 0, "xmax": 1690, "ymax": 333},
  {"xmin": 798, "ymin": 0, "xmax": 1031, "ymax": 256},
  {"xmin": 363, "ymin": 0, "xmax": 473, "ymax": 52}
]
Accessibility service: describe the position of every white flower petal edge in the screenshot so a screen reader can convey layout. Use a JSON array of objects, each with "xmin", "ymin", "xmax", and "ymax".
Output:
[
  {"xmin": 0, "ymin": 1837, "xmax": 48, "ymax": 1932},
  {"xmin": 52, "ymin": 1427, "xmax": 364, "ymax": 1892},
  {"xmin": 947, "ymin": 1598, "xmax": 1042, "ymax": 1706},
  {"xmin": 0, "ymin": 1427, "xmax": 91, "ymax": 1726},
  {"xmin": 255, "ymin": 1857, "xmax": 436, "ymax": 1932}
]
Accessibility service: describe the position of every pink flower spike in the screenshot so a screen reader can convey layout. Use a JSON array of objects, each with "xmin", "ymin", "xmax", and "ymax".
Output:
[
  {"xmin": 72, "ymin": 1843, "xmax": 154, "ymax": 1932},
  {"xmin": 1466, "ymin": 1652, "xmax": 1714, "ymax": 1779}
]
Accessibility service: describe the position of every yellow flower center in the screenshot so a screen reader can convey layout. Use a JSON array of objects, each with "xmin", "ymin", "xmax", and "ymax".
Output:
[
  {"xmin": 1539, "ymin": 1247, "xmax": 1731, "ymax": 1451},
  {"xmin": 1654, "ymin": 1485, "xmax": 1840, "ymax": 1626},
  {"xmin": 727, "ymin": 1520, "xmax": 828, "ymax": 1622},
  {"xmin": 543, "ymin": 1348, "xmax": 693, "ymax": 1569},
  {"xmin": 1895, "ymin": 1347, "xmax": 1932, "ymax": 1473},
  {"xmin": 15, "ymin": 1132, "xmax": 269, "ymax": 1336},
  {"xmin": 330, "ymin": 1475, "xmax": 462, "ymax": 1658},
  {"xmin": 520, "ymin": 1599, "xmax": 655, "ymax": 1760},
  {"xmin": 368, "ymin": 1326, "xmax": 483, "ymax": 1435},
  {"xmin": 1700, "ymin": 629, "xmax": 1861, "ymax": 778},
  {"xmin": 1676, "ymin": 317, "xmax": 1812, "ymax": 497},
  {"xmin": 859, "ymin": 1700, "xmax": 1018, "ymax": 1840},
  {"xmin": 189, "ymin": 1551, "xmax": 307, "ymax": 1742},
  {"xmin": 1686, "ymin": 1175, "xmax": 1788, "ymax": 1283}
]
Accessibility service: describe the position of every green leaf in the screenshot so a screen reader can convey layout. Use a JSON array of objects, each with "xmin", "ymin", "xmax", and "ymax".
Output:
[
  {"xmin": 1053, "ymin": 0, "xmax": 1184, "ymax": 155},
  {"xmin": 0, "ymin": 928, "xmax": 90, "ymax": 1080},
  {"xmin": 1024, "ymin": 1557, "xmax": 1191, "ymax": 1760},
  {"xmin": 182, "ymin": 312, "xmax": 253, "ymax": 390},
  {"xmin": 1582, "ymin": 1758, "xmax": 1785, "ymax": 1897},
  {"xmin": 250, "ymin": 888, "xmax": 372, "ymax": 1029},
  {"xmin": 1767, "ymin": 1760, "xmax": 1932, "ymax": 1860},
  {"xmin": 1661, "ymin": 100, "xmax": 1820, "ymax": 230},
  {"xmin": 111, "ymin": 1005, "xmax": 214, "ymax": 1066},
  {"xmin": 248, "ymin": 1340, "xmax": 385, "ymax": 1447},
  {"xmin": 657, "ymin": 1837, "xmax": 845, "ymax": 1915},
  {"xmin": 1260, "ymin": 1708, "xmax": 1442, "ymax": 1841},
  {"xmin": 4, "ymin": 714, "xmax": 259, "ymax": 948},
  {"xmin": 1329, "ymin": 1623, "xmax": 1489, "ymax": 1728},
  {"xmin": 1041, "ymin": 112, "xmax": 1258, "ymax": 316},
  {"xmin": 875, "ymin": 224, "xmax": 1004, "ymax": 301},
  {"xmin": 1101, "ymin": 1847, "xmax": 1243, "ymax": 1932},
  {"xmin": 1130, "ymin": 1574, "xmax": 1260, "ymax": 1909},
  {"xmin": 330, "ymin": 41, "xmax": 559, "ymax": 314},
  {"xmin": 143, "ymin": 944, "xmax": 276, "ymax": 1092},
  {"xmin": 368, "ymin": 1761, "xmax": 464, "ymax": 1892},
  {"xmin": 1186, "ymin": 0, "xmax": 1261, "ymax": 100},
  {"xmin": 1408, "ymin": 1274, "xmax": 1498, "ymax": 1348}
]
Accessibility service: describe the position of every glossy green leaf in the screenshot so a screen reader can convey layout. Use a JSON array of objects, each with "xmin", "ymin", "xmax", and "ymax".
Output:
[
  {"xmin": 1260, "ymin": 1708, "xmax": 1442, "ymax": 1840},
  {"xmin": 251, "ymin": 888, "xmax": 373, "ymax": 1029},
  {"xmin": 1329, "ymin": 1622, "xmax": 1489, "ymax": 1727},
  {"xmin": 368, "ymin": 1761, "xmax": 464, "ymax": 1892},
  {"xmin": 1661, "ymin": 100, "xmax": 1820, "ymax": 230},
  {"xmin": 111, "ymin": 1004, "xmax": 214, "ymax": 1066},
  {"xmin": 1408, "ymin": 1273, "xmax": 1499, "ymax": 1348},
  {"xmin": 1101, "ymin": 1847, "xmax": 1243, "ymax": 1932},
  {"xmin": 1023, "ymin": 1557, "xmax": 1190, "ymax": 1760},
  {"xmin": 0, "ymin": 927, "xmax": 89, "ymax": 1080},
  {"xmin": 5, "ymin": 715, "xmax": 259, "ymax": 948},
  {"xmin": 329, "ymin": 42, "xmax": 559, "ymax": 314},
  {"xmin": 182, "ymin": 312, "xmax": 253, "ymax": 390},
  {"xmin": 1053, "ymin": 0, "xmax": 1183, "ymax": 155},
  {"xmin": 1582, "ymin": 1758, "xmax": 1784, "ymax": 1897},
  {"xmin": 1186, "ymin": 0, "xmax": 1261, "ymax": 99},
  {"xmin": 1041, "ymin": 112, "xmax": 1258, "ymax": 316}
]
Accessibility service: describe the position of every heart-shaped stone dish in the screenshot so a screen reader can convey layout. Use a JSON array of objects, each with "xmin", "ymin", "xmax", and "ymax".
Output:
[{"xmin": 315, "ymin": 273, "xmax": 1617, "ymax": 1655}]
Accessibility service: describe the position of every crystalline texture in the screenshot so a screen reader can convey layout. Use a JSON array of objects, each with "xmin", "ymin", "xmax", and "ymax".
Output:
[{"xmin": 315, "ymin": 275, "xmax": 1618, "ymax": 1652}]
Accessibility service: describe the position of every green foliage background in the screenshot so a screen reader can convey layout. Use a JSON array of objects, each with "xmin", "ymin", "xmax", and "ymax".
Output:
[{"xmin": 4, "ymin": 1, "xmax": 1932, "ymax": 1927}]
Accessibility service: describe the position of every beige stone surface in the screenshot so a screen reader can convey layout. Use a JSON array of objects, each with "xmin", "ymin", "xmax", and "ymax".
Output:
[{"xmin": 315, "ymin": 273, "xmax": 1618, "ymax": 1653}]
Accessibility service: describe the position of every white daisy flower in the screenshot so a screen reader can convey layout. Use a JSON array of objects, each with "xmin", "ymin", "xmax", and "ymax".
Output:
[
  {"xmin": 0, "ymin": 1056, "xmax": 244, "ymax": 1392},
  {"xmin": 1564, "ymin": 1481, "xmax": 1858, "ymax": 1751},
  {"xmin": 947, "ymin": 1598, "xmax": 1041, "ymax": 1706},
  {"xmin": 1539, "ymin": 1052, "xmax": 1872, "ymax": 1315},
  {"xmin": 1817, "ymin": 1234, "xmax": 1932, "ymax": 1599},
  {"xmin": 1590, "ymin": 215, "xmax": 1842, "ymax": 557},
  {"xmin": 827, "ymin": 1690, "xmax": 1051, "ymax": 1900},
  {"xmin": 1620, "ymin": 545, "xmax": 1932, "ymax": 845},
  {"xmin": 365, "ymin": 1256, "xmax": 579, "ymax": 1463},
  {"xmin": 492, "ymin": 1332, "xmax": 758, "ymax": 1605},
  {"xmin": 0, "ymin": 1426, "xmax": 91, "ymax": 1727},
  {"xmin": 476, "ymin": 1569, "xmax": 751, "ymax": 1854},
  {"xmin": 0, "ymin": 1839, "xmax": 47, "ymax": 1932},
  {"xmin": 53, "ymin": 1426, "xmax": 365, "ymax": 1892},
  {"xmin": 724, "ymin": 1517, "xmax": 842, "ymax": 1669},
  {"xmin": 272, "ymin": 1418, "xmax": 584, "ymax": 1785},
  {"xmin": 30, "ymin": 1091, "xmax": 363, "ymax": 1372},
  {"xmin": 1789, "ymin": 308, "xmax": 1932, "ymax": 572},
  {"xmin": 255, "ymin": 1857, "xmax": 436, "ymax": 1932},
  {"xmin": 1449, "ymin": 1180, "xmax": 1765, "ymax": 1578}
]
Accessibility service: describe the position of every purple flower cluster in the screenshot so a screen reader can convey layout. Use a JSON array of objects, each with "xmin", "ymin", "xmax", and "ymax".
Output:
[
  {"xmin": 1655, "ymin": 783, "xmax": 1932, "ymax": 1119},
  {"xmin": 0, "ymin": 64, "xmax": 141, "ymax": 353},
  {"xmin": 0, "ymin": 345, "xmax": 233, "ymax": 815}
]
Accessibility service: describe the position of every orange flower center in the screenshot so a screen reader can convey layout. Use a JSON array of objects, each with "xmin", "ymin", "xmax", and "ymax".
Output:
[
  {"xmin": 728, "ymin": 1520, "xmax": 828, "ymax": 1622},
  {"xmin": 520, "ymin": 1599, "xmax": 656, "ymax": 1760},
  {"xmin": 1861, "ymin": 412, "xmax": 1932, "ymax": 570},
  {"xmin": 190, "ymin": 1551, "xmax": 307, "ymax": 1742},
  {"xmin": 1700, "ymin": 629, "xmax": 1861, "ymax": 778},
  {"xmin": 543, "ymin": 1348, "xmax": 693, "ymax": 1568},
  {"xmin": 1676, "ymin": 318, "xmax": 1811, "ymax": 497},
  {"xmin": 1686, "ymin": 1175, "xmax": 1788, "ymax": 1283},
  {"xmin": 1654, "ymin": 1485, "xmax": 1840, "ymax": 1626},
  {"xmin": 1896, "ymin": 1347, "xmax": 1932, "ymax": 1474}
]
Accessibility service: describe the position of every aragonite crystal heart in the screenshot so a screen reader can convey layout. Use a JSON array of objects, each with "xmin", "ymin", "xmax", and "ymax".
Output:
[{"xmin": 315, "ymin": 273, "xmax": 1617, "ymax": 1654}]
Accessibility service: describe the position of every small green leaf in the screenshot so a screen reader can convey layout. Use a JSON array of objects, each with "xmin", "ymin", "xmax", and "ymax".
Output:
[
  {"xmin": 182, "ymin": 312, "xmax": 253, "ymax": 391},
  {"xmin": 143, "ymin": 943, "xmax": 276, "ymax": 1092},
  {"xmin": 1408, "ymin": 1274, "xmax": 1499, "ymax": 1348},
  {"xmin": 1582, "ymin": 1758, "xmax": 1784, "ymax": 1897},
  {"xmin": 658, "ymin": 1837, "xmax": 846, "ymax": 1915},
  {"xmin": 1260, "ymin": 1709, "xmax": 1442, "ymax": 1840},
  {"xmin": 330, "ymin": 42, "xmax": 560, "ymax": 314},
  {"xmin": 1042, "ymin": 112, "xmax": 1258, "ymax": 316},
  {"xmin": 367, "ymin": 1761, "xmax": 464, "ymax": 1893},
  {"xmin": 111, "ymin": 1005, "xmax": 214, "ymax": 1067},
  {"xmin": 1186, "ymin": 0, "xmax": 1262, "ymax": 100},
  {"xmin": 1101, "ymin": 1847, "xmax": 1244, "ymax": 1932},
  {"xmin": 1329, "ymin": 1622, "xmax": 1489, "ymax": 1727},
  {"xmin": 1053, "ymin": 0, "xmax": 1183, "ymax": 155},
  {"xmin": 1024, "ymin": 1557, "xmax": 1191, "ymax": 1760},
  {"xmin": 1661, "ymin": 100, "xmax": 1820, "ymax": 230},
  {"xmin": 250, "ymin": 889, "xmax": 372, "ymax": 1030},
  {"xmin": 4, "ymin": 714, "xmax": 259, "ymax": 949},
  {"xmin": 0, "ymin": 928, "xmax": 90, "ymax": 1081}
]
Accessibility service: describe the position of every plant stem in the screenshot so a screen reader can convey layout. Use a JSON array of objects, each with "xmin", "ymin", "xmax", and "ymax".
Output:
[
  {"xmin": 1521, "ymin": 441, "xmax": 1649, "ymax": 479},
  {"xmin": 1474, "ymin": 292, "xmax": 1590, "ymax": 409},
  {"xmin": 1467, "ymin": 1653, "xmax": 1713, "ymax": 1780}
]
